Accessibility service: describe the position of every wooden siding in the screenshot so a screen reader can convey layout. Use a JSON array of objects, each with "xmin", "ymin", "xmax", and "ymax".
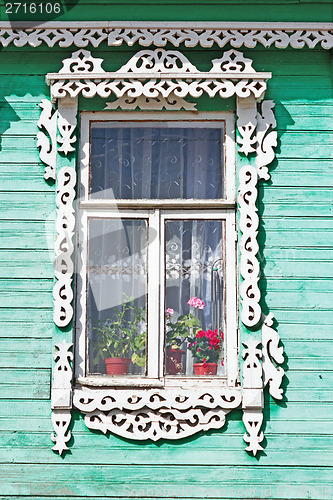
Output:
[
  {"xmin": 0, "ymin": 12, "xmax": 332, "ymax": 500},
  {"xmin": 1, "ymin": 0, "xmax": 332, "ymax": 22}
]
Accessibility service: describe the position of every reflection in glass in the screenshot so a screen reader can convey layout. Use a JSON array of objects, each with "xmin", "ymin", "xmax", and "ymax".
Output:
[
  {"xmin": 165, "ymin": 220, "xmax": 224, "ymax": 376},
  {"xmin": 87, "ymin": 218, "xmax": 147, "ymax": 376},
  {"xmin": 90, "ymin": 126, "xmax": 224, "ymax": 200}
]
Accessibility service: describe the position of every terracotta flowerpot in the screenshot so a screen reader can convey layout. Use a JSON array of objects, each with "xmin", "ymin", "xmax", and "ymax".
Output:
[
  {"xmin": 193, "ymin": 362, "xmax": 217, "ymax": 376},
  {"xmin": 105, "ymin": 357, "xmax": 131, "ymax": 375},
  {"xmin": 166, "ymin": 349, "xmax": 185, "ymax": 375}
]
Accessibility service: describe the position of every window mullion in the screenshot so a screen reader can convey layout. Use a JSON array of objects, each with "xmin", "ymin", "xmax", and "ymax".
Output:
[{"xmin": 147, "ymin": 209, "xmax": 161, "ymax": 378}]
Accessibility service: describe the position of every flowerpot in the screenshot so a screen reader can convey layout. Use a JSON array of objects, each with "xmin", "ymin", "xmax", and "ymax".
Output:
[
  {"xmin": 193, "ymin": 362, "xmax": 217, "ymax": 376},
  {"xmin": 166, "ymin": 349, "xmax": 185, "ymax": 375},
  {"xmin": 105, "ymin": 357, "xmax": 131, "ymax": 375}
]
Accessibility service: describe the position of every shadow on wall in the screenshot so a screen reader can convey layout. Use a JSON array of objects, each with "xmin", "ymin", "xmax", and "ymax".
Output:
[
  {"xmin": 0, "ymin": 76, "xmax": 21, "ymax": 152},
  {"xmin": 256, "ymin": 99, "xmax": 294, "ymax": 405},
  {"xmin": 256, "ymin": 98, "xmax": 295, "ymax": 313},
  {"xmin": 6, "ymin": 0, "xmax": 80, "ymax": 27}
]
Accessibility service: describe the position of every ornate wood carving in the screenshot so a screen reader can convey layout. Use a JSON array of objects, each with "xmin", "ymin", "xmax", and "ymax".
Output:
[
  {"xmin": 0, "ymin": 23, "xmax": 332, "ymax": 50},
  {"xmin": 37, "ymin": 99, "xmax": 57, "ymax": 180},
  {"xmin": 51, "ymin": 340, "xmax": 73, "ymax": 409},
  {"xmin": 238, "ymin": 165, "xmax": 261, "ymax": 328},
  {"xmin": 53, "ymin": 167, "xmax": 76, "ymax": 327},
  {"xmin": 105, "ymin": 93, "xmax": 197, "ymax": 111},
  {"xmin": 256, "ymin": 100, "xmax": 278, "ymax": 180},
  {"xmin": 243, "ymin": 410, "xmax": 264, "ymax": 456},
  {"xmin": 51, "ymin": 410, "xmax": 72, "ymax": 456},
  {"xmin": 242, "ymin": 339, "xmax": 264, "ymax": 455},
  {"xmin": 73, "ymin": 388, "xmax": 242, "ymax": 441},
  {"xmin": 237, "ymin": 95, "xmax": 257, "ymax": 155},
  {"xmin": 51, "ymin": 342, "xmax": 73, "ymax": 455},
  {"xmin": 57, "ymin": 97, "xmax": 78, "ymax": 155},
  {"xmin": 262, "ymin": 313, "xmax": 285, "ymax": 400},
  {"xmin": 46, "ymin": 49, "xmax": 270, "ymax": 102}
]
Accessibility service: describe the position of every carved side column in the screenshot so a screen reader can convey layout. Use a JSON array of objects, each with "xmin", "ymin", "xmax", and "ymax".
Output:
[
  {"xmin": 242, "ymin": 339, "xmax": 264, "ymax": 455},
  {"xmin": 51, "ymin": 341, "xmax": 73, "ymax": 455}
]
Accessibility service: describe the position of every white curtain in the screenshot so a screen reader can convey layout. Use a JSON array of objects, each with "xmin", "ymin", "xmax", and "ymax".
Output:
[{"xmin": 90, "ymin": 126, "xmax": 223, "ymax": 200}]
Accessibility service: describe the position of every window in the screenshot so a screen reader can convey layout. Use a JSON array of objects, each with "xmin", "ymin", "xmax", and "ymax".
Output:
[{"xmin": 75, "ymin": 111, "xmax": 237, "ymax": 387}]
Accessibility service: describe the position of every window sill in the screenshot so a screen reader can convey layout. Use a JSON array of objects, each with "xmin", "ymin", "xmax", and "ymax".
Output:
[{"xmin": 76, "ymin": 375, "xmax": 230, "ymax": 389}]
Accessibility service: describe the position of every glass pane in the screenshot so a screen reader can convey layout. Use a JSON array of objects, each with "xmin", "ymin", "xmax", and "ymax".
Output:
[
  {"xmin": 90, "ymin": 125, "xmax": 224, "ymax": 200},
  {"xmin": 165, "ymin": 220, "xmax": 224, "ymax": 376},
  {"xmin": 87, "ymin": 218, "xmax": 147, "ymax": 376}
]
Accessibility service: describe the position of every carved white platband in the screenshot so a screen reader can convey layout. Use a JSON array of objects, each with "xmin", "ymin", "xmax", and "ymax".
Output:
[
  {"xmin": 0, "ymin": 22, "xmax": 332, "ymax": 49},
  {"xmin": 73, "ymin": 388, "xmax": 242, "ymax": 441},
  {"xmin": 39, "ymin": 44, "xmax": 283, "ymax": 454},
  {"xmin": 53, "ymin": 167, "xmax": 76, "ymax": 327},
  {"xmin": 37, "ymin": 99, "xmax": 57, "ymax": 180},
  {"xmin": 238, "ymin": 165, "xmax": 261, "ymax": 328},
  {"xmin": 262, "ymin": 313, "xmax": 285, "ymax": 400},
  {"xmin": 51, "ymin": 410, "xmax": 72, "ymax": 455},
  {"xmin": 46, "ymin": 49, "xmax": 271, "ymax": 102},
  {"xmin": 105, "ymin": 93, "xmax": 197, "ymax": 111},
  {"xmin": 242, "ymin": 339, "xmax": 264, "ymax": 455}
]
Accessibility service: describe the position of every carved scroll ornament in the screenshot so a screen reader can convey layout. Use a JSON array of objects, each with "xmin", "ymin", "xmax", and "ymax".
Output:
[
  {"xmin": 37, "ymin": 99, "xmax": 57, "ymax": 180},
  {"xmin": 53, "ymin": 167, "xmax": 76, "ymax": 328},
  {"xmin": 73, "ymin": 388, "xmax": 242, "ymax": 441},
  {"xmin": 0, "ymin": 23, "xmax": 332, "ymax": 50}
]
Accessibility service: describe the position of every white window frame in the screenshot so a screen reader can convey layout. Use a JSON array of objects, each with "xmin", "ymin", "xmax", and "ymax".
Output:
[{"xmin": 75, "ymin": 111, "xmax": 238, "ymax": 388}]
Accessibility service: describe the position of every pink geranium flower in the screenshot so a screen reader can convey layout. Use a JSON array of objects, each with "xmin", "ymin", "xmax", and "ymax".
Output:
[
  {"xmin": 187, "ymin": 297, "xmax": 205, "ymax": 309},
  {"xmin": 166, "ymin": 308, "xmax": 174, "ymax": 316}
]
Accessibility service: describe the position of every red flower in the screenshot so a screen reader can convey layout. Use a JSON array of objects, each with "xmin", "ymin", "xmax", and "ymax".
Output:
[
  {"xmin": 208, "ymin": 346, "xmax": 213, "ymax": 350},
  {"xmin": 197, "ymin": 348, "xmax": 201, "ymax": 352},
  {"xmin": 203, "ymin": 358, "xmax": 206, "ymax": 362},
  {"xmin": 203, "ymin": 362, "xmax": 208, "ymax": 368},
  {"xmin": 209, "ymin": 337, "xmax": 220, "ymax": 347},
  {"xmin": 221, "ymin": 359, "xmax": 224, "ymax": 366},
  {"xmin": 220, "ymin": 331, "xmax": 224, "ymax": 340},
  {"xmin": 196, "ymin": 330, "xmax": 205, "ymax": 338}
]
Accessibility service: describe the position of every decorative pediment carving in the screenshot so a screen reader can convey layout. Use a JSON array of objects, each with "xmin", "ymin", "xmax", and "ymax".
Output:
[{"xmin": 46, "ymin": 48, "xmax": 271, "ymax": 102}]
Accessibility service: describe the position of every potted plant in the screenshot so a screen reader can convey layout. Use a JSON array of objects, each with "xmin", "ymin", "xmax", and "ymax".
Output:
[
  {"xmin": 165, "ymin": 297, "xmax": 203, "ymax": 375},
  {"xmin": 92, "ymin": 298, "xmax": 146, "ymax": 375},
  {"xmin": 187, "ymin": 328, "xmax": 224, "ymax": 375}
]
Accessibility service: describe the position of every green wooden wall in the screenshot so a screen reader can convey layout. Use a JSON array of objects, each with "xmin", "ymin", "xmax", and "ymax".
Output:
[{"xmin": 0, "ymin": 2, "xmax": 333, "ymax": 499}]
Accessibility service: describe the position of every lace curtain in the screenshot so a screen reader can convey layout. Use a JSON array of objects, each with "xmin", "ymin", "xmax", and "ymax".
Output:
[{"xmin": 90, "ymin": 125, "xmax": 224, "ymax": 200}]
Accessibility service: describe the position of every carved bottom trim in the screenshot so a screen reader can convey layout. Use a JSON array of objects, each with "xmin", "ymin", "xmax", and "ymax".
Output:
[
  {"xmin": 243, "ymin": 409, "xmax": 264, "ymax": 455},
  {"xmin": 84, "ymin": 407, "xmax": 230, "ymax": 441},
  {"xmin": 74, "ymin": 387, "xmax": 241, "ymax": 441},
  {"xmin": 51, "ymin": 409, "xmax": 72, "ymax": 455}
]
